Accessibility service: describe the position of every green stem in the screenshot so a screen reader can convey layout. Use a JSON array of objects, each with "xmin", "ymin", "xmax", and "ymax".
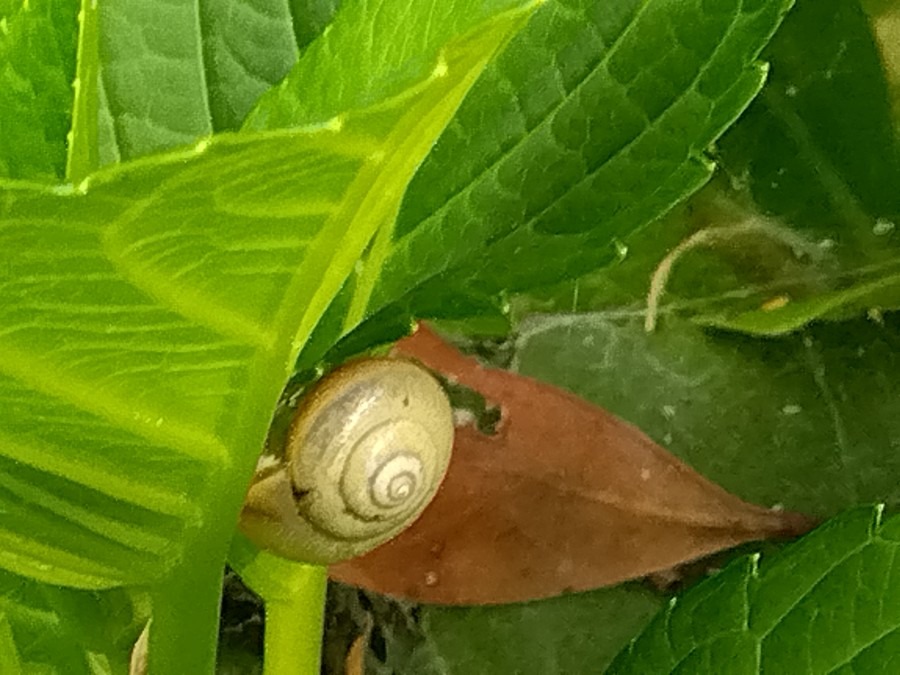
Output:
[
  {"xmin": 147, "ymin": 535, "xmax": 227, "ymax": 675},
  {"xmin": 263, "ymin": 567, "xmax": 328, "ymax": 675}
]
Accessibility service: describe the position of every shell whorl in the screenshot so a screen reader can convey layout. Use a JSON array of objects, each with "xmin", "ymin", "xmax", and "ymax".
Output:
[{"xmin": 240, "ymin": 358, "xmax": 454, "ymax": 564}]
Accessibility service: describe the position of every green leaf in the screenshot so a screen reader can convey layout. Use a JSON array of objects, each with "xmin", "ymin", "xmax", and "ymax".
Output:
[
  {"xmin": 448, "ymin": 0, "xmax": 900, "ymax": 339},
  {"xmin": 0, "ymin": 0, "xmax": 79, "ymax": 180},
  {"xmin": 292, "ymin": 0, "xmax": 798, "ymax": 369},
  {"xmin": 202, "ymin": 0, "xmax": 301, "ymax": 131},
  {"xmin": 366, "ymin": 0, "xmax": 795, "ymax": 320},
  {"xmin": 0, "ymin": 0, "xmax": 539, "ymax": 593},
  {"xmin": 608, "ymin": 506, "xmax": 900, "ymax": 673},
  {"xmin": 0, "ymin": 133, "xmax": 365, "ymax": 589},
  {"xmin": 5, "ymin": 3, "xmax": 541, "ymax": 671},
  {"xmin": 97, "ymin": 0, "xmax": 300, "ymax": 160},
  {"xmin": 696, "ymin": 272, "xmax": 900, "ymax": 335}
]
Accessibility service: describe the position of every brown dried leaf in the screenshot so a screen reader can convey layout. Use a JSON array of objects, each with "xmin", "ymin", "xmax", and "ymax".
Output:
[{"xmin": 329, "ymin": 324, "xmax": 815, "ymax": 604}]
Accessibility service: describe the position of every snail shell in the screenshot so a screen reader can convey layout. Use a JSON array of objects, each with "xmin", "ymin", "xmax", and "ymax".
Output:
[{"xmin": 240, "ymin": 358, "xmax": 454, "ymax": 564}]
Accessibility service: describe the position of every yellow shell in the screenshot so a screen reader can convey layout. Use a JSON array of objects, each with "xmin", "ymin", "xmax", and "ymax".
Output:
[{"xmin": 240, "ymin": 358, "xmax": 454, "ymax": 564}]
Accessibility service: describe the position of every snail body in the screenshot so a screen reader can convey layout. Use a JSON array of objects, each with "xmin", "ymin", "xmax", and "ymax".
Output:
[{"xmin": 241, "ymin": 358, "xmax": 454, "ymax": 564}]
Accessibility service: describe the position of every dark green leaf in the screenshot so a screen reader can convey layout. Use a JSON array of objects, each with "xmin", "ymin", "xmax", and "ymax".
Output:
[
  {"xmin": 609, "ymin": 506, "xmax": 900, "ymax": 673},
  {"xmin": 705, "ymin": 0, "xmax": 900, "ymax": 333},
  {"xmin": 505, "ymin": 0, "xmax": 900, "ymax": 336},
  {"xmin": 720, "ymin": 0, "xmax": 900, "ymax": 241},
  {"xmin": 418, "ymin": 586, "xmax": 663, "ymax": 675},
  {"xmin": 347, "ymin": 307, "xmax": 900, "ymax": 674},
  {"xmin": 370, "ymin": 0, "xmax": 794, "ymax": 317},
  {"xmin": 201, "ymin": 0, "xmax": 301, "ymax": 131}
]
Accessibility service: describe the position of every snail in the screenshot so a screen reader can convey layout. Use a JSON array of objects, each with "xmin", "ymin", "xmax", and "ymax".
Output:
[{"xmin": 240, "ymin": 358, "xmax": 454, "ymax": 564}]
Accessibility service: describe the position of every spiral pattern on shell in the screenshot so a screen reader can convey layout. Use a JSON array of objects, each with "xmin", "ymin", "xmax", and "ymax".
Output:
[{"xmin": 240, "ymin": 357, "xmax": 454, "ymax": 564}]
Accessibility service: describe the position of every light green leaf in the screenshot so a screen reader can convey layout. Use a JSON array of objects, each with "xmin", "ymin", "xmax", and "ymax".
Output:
[
  {"xmin": 696, "ymin": 271, "xmax": 900, "ymax": 335},
  {"xmin": 0, "ymin": 0, "xmax": 539, "ymax": 591},
  {"xmin": 608, "ymin": 506, "xmax": 900, "ymax": 673},
  {"xmin": 0, "ymin": 0, "xmax": 79, "ymax": 180},
  {"xmin": 245, "ymin": 0, "xmax": 534, "ymax": 130},
  {"xmin": 0, "ymin": 612, "xmax": 23, "ymax": 675}
]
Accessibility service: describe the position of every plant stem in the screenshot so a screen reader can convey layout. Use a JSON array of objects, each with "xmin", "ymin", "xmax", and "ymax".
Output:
[
  {"xmin": 263, "ymin": 566, "xmax": 328, "ymax": 675},
  {"xmin": 147, "ymin": 536, "xmax": 227, "ymax": 675}
]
